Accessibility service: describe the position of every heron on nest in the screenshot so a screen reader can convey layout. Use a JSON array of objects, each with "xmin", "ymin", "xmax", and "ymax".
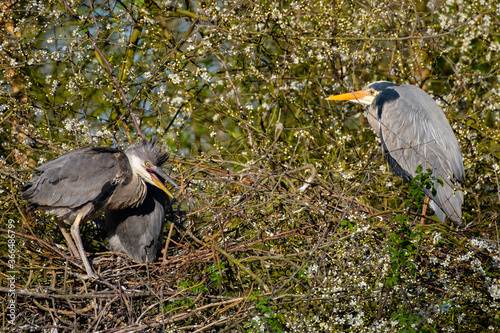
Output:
[
  {"xmin": 20, "ymin": 140, "xmax": 177, "ymax": 278},
  {"xmin": 105, "ymin": 181, "xmax": 172, "ymax": 264}
]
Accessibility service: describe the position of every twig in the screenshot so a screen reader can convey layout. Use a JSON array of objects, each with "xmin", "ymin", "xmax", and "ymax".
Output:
[
  {"xmin": 212, "ymin": 243, "xmax": 269, "ymax": 292},
  {"xmin": 61, "ymin": 0, "xmax": 145, "ymax": 140},
  {"xmin": 0, "ymin": 286, "xmax": 175, "ymax": 299},
  {"xmin": 162, "ymin": 222, "xmax": 175, "ymax": 262},
  {"xmin": 211, "ymin": 50, "xmax": 256, "ymax": 150}
]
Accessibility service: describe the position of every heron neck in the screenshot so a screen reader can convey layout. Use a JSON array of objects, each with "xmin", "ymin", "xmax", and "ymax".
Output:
[
  {"xmin": 110, "ymin": 174, "xmax": 147, "ymax": 210},
  {"xmin": 130, "ymin": 174, "xmax": 148, "ymax": 207},
  {"xmin": 366, "ymin": 105, "xmax": 380, "ymax": 133}
]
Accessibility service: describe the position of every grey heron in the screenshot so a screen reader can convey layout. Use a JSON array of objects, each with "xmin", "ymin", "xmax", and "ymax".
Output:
[
  {"xmin": 20, "ymin": 140, "xmax": 177, "ymax": 277},
  {"xmin": 327, "ymin": 81, "xmax": 464, "ymax": 225},
  {"xmin": 105, "ymin": 182, "xmax": 172, "ymax": 264}
]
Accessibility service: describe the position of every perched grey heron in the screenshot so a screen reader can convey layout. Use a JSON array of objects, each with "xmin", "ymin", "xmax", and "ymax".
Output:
[
  {"xmin": 328, "ymin": 81, "xmax": 464, "ymax": 225},
  {"xmin": 20, "ymin": 140, "xmax": 177, "ymax": 277},
  {"xmin": 105, "ymin": 182, "xmax": 171, "ymax": 264}
]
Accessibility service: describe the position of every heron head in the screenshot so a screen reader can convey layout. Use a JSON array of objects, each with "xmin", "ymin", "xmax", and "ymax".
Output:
[
  {"xmin": 126, "ymin": 140, "xmax": 178, "ymax": 199},
  {"xmin": 327, "ymin": 81, "xmax": 398, "ymax": 106}
]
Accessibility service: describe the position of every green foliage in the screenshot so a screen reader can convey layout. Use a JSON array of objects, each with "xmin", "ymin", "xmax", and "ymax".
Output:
[
  {"xmin": 163, "ymin": 297, "xmax": 194, "ymax": 315},
  {"xmin": 245, "ymin": 294, "xmax": 284, "ymax": 333},
  {"xmin": 384, "ymin": 166, "xmax": 433, "ymax": 332},
  {"xmin": 179, "ymin": 280, "xmax": 208, "ymax": 295},
  {"xmin": 340, "ymin": 218, "xmax": 358, "ymax": 231},
  {"xmin": 206, "ymin": 261, "xmax": 226, "ymax": 287},
  {"xmin": 385, "ymin": 214, "xmax": 419, "ymax": 287},
  {"xmin": 390, "ymin": 306, "xmax": 424, "ymax": 333},
  {"xmin": 406, "ymin": 165, "xmax": 442, "ymax": 213},
  {"xmin": 164, "ymin": 279, "xmax": 208, "ymax": 314}
]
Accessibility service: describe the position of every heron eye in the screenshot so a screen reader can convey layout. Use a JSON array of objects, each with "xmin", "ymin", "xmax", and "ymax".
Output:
[
  {"xmin": 369, "ymin": 89, "xmax": 375, "ymax": 95},
  {"xmin": 145, "ymin": 162, "xmax": 151, "ymax": 167}
]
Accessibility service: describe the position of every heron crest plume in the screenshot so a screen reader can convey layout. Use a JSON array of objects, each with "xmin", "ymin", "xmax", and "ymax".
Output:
[{"xmin": 126, "ymin": 140, "xmax": 169, "ymax": 167}]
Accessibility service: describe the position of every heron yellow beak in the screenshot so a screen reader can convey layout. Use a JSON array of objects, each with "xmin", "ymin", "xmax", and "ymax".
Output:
[
  {"xmin": 147, "ymin": 167, "xmax": 176, "ymax": 199},
  {"xmin": 327, "ymin": 90, "xmax": 368, "ymax": 102},
  {"xmin": 150, "ymin": 176, "xmax": 174, "ymax": 199}
]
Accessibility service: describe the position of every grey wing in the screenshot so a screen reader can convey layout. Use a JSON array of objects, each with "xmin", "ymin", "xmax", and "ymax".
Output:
[
  {"xmin": 106, "ymin": 184, "xmax": 168, "ymax": 263},
  {"xmin": 374, "ymin": 85, "xmax": 465, "ymax": 223},
  {"xmin": 20, "ymin": 147, "xmax": 129, "ymax": 211}
]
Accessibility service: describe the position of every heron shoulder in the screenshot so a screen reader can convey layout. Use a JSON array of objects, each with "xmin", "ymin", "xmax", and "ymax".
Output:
[{"xmin": 376, "ymin": 84, "xmax": 465, "ymax": 182}]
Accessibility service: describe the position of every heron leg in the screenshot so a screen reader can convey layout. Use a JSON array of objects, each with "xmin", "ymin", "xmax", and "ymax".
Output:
[
  {"xmin": 420, "ymin": 196, "xmax": 430, "ymax": 225},
  {"xmin": 70, "ymin": 212, "xmax": 97, "ymax": 278},
  {"xmin": 56, "ymin": 220, "xmax": 79, "ymax": 258}
]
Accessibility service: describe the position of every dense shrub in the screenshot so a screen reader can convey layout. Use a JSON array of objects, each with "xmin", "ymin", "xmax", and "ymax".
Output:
[{"xmin": 1, "ymin": 0, "xmax": 499, "ymax": 331}]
